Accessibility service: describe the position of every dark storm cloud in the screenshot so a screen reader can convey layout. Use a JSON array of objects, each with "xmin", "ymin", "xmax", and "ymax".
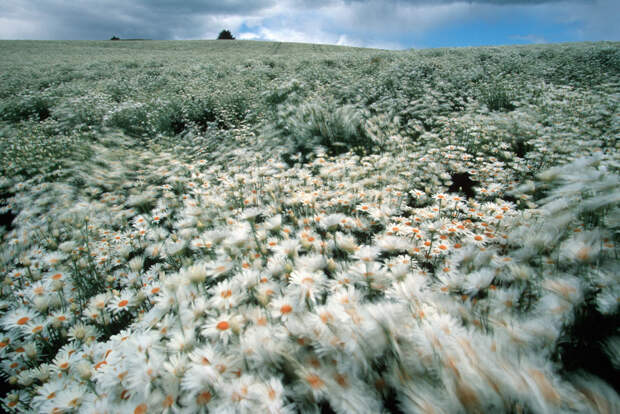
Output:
[{"xmin": 0, "ymin": 0, "xmax": 277, "ymax": 40}]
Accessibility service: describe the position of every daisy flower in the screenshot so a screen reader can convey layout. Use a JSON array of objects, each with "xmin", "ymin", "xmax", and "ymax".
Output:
[
  {"xmin": 182, "ymin": 263, "xmax": 208, "ymax": 284},
  {"xmin": 2, "ymin": 307, "xmax": 41, "ymax": 331},
  {"xmin": 108, "ymin": 292, "xmax": 134, "ymax": 314},
  {"xmin": 201, "ymin": 313, "xmax": 241, "ymax": 344},
  {"xmin": 376, "ymin": 235, "xmax": 410, "ymax": 253},
  {"xmin": 295, "ymin": 366, "xmax": 330, "ymax": 400},
  {"xmin": 334, "ymin": 232, "xmax": 358, "ymax": 254},
  {"xmin": 294, "ymin": 253, "xmax": 327, "ymax": 273},
  {"xmin": 22, "ymin": 320, "xmax": 47, "ymax": 338},
  {"xmin": 270, "ymin": 295, "xmax": 297, "ymax": 320},
  {"xmin": 52, "ymin": 346, "xmax": 80, "ymax": 374},
  {"xmin": 319, "ymin": 213, "xmax": 347, "ymax": 232},
  {"xmin": 207, "ymin": 260, "xmax": 234, "ymax": 278},
  {"xmin": 274, "ymin": 239, "xmax": 301, "ymax": 258},
  {"xmin": 31, "ymin": 379, "xmax": 66, "ymax": 411},
  {"xmin": 43, "ymin": 251, "xmax": 67, "ymax": 268},
  {"xmin": 209, "ymin": 279, "xmax": 243, "ymax": 310},
  {"xmin": 559, "ymin": 231, "xmax": 601, "ymax": 264},
  {"xmin": 352, "ymin": 245, "xmax": 380, "ymax": 263},
  {"xmin": 287, "ymin": 270, "xmax": 327, "ymax": 307},
  {"xmin": 467, "ymin": 232, "xmax": 487, "ymax": 247},
  {"xmin": 255, "ymin": 280, "xmax": 279, "ymax": 306}
]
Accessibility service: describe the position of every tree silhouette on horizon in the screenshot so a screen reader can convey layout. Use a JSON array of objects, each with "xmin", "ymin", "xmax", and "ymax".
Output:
[{"xmin": 217, "ymin": 30, "xmax": 235, "ymax": 40}]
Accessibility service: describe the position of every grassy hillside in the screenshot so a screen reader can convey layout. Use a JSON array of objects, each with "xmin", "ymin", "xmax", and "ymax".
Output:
[{"xmin": 0, "ymin": 40, "xmax": 618, "ymax": 413}]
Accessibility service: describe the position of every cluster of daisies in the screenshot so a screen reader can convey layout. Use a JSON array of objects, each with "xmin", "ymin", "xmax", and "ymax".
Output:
[
  {"xmin": 0, "ymin": 124, "xmax": 618, "ymax": 413},
  {"xmin": 0, "ymin": 41, "xmax": 618, "ymax": 413}
]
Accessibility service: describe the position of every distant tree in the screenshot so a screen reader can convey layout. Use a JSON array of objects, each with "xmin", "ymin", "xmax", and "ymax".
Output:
[
  {"xmin": 217, "ymin": 30, "xmax": 235, "ymax": 40},
  {"xmin": 110, "ymin": 35, "xmax": 120, "ymax": 41}
]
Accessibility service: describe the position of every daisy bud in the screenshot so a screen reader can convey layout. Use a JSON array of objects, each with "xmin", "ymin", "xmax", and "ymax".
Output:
[
  {"xmin": 186, "ymin": 264, "xmax": 207, "ymax": 284},
  {"xmin": 25, "ymin": 343, "xmax": 37, "ymax": 360},
  {"xmin": 51, "ymin": 280, "xmax": 63, "ymax": 292},
  {"xmin": 33, "ymin": 296, "xmax": 49, "ymax": 313},
  {"xmin": 76, "ymin": 361, "xmax": 92, "ymax": 380},
  {"xmin": 31, "ymin": 270, "xmax": 42, "ymax": 281},
  {"xmin": 135, "ymin": 290, "xmax": 147, "ymax": 304},
  {"xmin": 129, "ymin": 256, "xmax": 144, "ymax": 272},
  {"xmin": 326, "ymin": 258, "xmax": 337, "ymax": 272}
]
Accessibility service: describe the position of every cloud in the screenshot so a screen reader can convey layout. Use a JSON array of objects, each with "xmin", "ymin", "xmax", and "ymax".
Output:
[
  {"xmin": 0, "ymin": 0, "xmax": 616, "ymax": 47},
  {"xmin": 0, "ymin": 0, "xmax": 278, "ymax": 40},
  {"xmin": 554, "ymin": 0, "xmax": 620, "ymax": 41}
]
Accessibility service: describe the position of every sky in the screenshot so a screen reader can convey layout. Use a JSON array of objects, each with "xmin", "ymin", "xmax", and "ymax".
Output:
[{"xmin": 0, "ymin": 0, "xmax": 618, "ymax": 49}]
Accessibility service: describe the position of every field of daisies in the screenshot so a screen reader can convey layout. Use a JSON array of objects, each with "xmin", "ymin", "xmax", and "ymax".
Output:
[{"xmin": 0, "ymin": 39, "xmax": 618, "ymax": 413}]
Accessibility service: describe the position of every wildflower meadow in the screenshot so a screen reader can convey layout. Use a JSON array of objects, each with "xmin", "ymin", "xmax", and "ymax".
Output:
[{"xmin": 0, "ymin": 40, "xmax": 618, "ymax": 413}]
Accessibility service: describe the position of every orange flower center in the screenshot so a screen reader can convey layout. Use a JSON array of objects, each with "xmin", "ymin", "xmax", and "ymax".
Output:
[
  {"xmin": 134, "ymin": 403, "xmax": 147, "ymax": 414},
  {"xmin": 163, "ymin": 395, "xmax": 174, "ymax": 408},
  {"xmin": 576, "ymin": 246, "xmax": 590, "ymax": 261},
  {"xmin": 335, "ymin": 373, "xmax": 349, "ymax": 388},
  {"xmin": 216, "ymin": 321, "xmax": 230, "ymax": 330},
  {"xmin": 268, "ymin": 388, "xmax": 277, "ymax": 400},
  {"xmin": 196, "ymin": 391, "xmax": 212, "ymax": 405},
  {"xmin": 306, "ymin": 374, "xmax": 325, "ymax": 389},
  {"xmin": 280, "ymin": 304, "xmax": 292, "ymax": 314}
]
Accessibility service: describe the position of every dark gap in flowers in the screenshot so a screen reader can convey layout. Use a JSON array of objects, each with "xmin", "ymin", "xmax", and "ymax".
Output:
[
  {"xmin": 554, "ymin": 293, "xmax": 620, "ymax": 392},
  {"xmin": 448, "ymin": 172, "xmax": 478, "ymax": 199},
  {"xmin": 0, "ymin": 192, "xmax": 15, "ymax": 232},
  {"xmin": 318, "ymin": 400, "xmax": 337, "ymax": 414}
]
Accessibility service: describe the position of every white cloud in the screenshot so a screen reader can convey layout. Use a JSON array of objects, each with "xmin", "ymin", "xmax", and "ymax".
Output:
[
  {"xmin": 336, "ymin": 34, "xmax": 362, "ymax": 47},
  {"xmin": 238, "ymin": 32, "xmax": 261, "ymax": 40},
  {"xmin": 237, "ymin": 26, "xmax": 337, "ymax": 45},
  {"xmin": 0, "ymin": 16, "xmax": 41, "ymax": 39}
]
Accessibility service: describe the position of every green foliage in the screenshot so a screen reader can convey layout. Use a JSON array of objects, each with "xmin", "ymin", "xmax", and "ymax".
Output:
[
  {"xmin": 0, "ymin": 39, "xmax": 617, "ymax": 180},
  {"xmin": 0, "ymin": 95, "xmax": 52, "ymax": 122},
  {"xmin": 104, "ymin": 102, "xmax": 152, "ymax": 137},
  {"xmin": 263, "ymin": 79, "xmax": 305, "ymax": 107},
  {"xmin": 273, "ymin": 100, "xmax": 380, "ymax": 164},
  {"xmin": 154, "ymin": 99, "xmax": 187, "ymax": 136},
  {"xmin": 52, "ymin": 96, "xmax": 108, "ymax": 132},
  {"xmin": 185, "ymin": 96, "xmax": 219, "ymax": 131},
  {"xmin": 480, "ymin": 82, "xmax": 515, "ymax": 112}
]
